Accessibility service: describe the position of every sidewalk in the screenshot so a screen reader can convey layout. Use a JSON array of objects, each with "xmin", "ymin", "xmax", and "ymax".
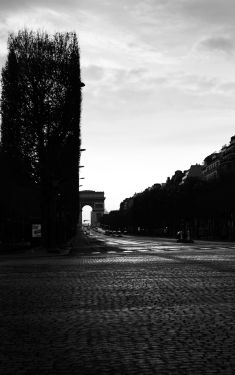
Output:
[{"xmin": 0, "ymin": 230, "xmax": 94, "ymax": 259}]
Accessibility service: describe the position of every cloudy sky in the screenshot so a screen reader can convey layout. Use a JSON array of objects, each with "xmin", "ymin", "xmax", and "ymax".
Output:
[{"xmin": 0, "ymin": 0, "xmax": 235, "ymax": 213}]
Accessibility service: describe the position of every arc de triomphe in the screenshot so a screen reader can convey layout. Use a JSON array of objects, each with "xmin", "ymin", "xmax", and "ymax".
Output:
[{"xmin": 79, "ymin": 190, "xmax": 105, "ymax": 226}]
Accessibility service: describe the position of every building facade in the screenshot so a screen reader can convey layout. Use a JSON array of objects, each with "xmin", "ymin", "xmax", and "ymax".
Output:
[
  {"xmin": 180, "ymin": 164, "xmax": 204, "ymax": 184},
  {"xmin": 220, "ymin": 135, "xmax": 235, "ymax": 176},
  {"xmin": 202, "ymin": 153, "xmax": 220, "ymax": 180},
  {"xmin": 202, "ymin": 135, "xmax": 235, "ymax": 180}
]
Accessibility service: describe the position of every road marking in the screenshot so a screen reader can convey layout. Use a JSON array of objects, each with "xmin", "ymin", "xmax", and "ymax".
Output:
[{"xmin": 92, "ymin": 251, "xmax": 101, "ymax": 254}]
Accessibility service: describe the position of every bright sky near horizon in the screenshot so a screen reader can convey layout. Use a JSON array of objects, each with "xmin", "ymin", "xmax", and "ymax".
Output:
[{"xmin": 0, "ymin": 0, "xmax": 235, "ymax": 213}]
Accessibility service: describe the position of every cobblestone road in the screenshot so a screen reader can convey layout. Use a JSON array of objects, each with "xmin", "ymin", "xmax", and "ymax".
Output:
[{"xmin": 0, "ymin": 237, "xmax": 234, "ymax": 374}]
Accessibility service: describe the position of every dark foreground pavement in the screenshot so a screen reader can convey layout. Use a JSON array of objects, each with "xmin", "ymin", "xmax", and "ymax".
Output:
[{"xmin": 0, "ymin": 234, "xmax": 235, "ymax": 374}]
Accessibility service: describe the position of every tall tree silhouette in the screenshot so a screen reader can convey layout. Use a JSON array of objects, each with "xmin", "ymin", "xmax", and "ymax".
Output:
[{"xmin": 1, "ymin": 30, "xmax": 82, "ymax": 248}]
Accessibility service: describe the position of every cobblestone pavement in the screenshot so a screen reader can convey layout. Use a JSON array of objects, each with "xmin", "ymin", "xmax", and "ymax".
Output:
[{"xmin": 0, "ymin": 236, "xmax": 235, "ymax": 374}]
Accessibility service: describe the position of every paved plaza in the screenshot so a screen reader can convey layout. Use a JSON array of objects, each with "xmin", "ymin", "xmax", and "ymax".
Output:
[{"xmin": 0, "ymin": 234, "xmax": 234, "ymax": 374}]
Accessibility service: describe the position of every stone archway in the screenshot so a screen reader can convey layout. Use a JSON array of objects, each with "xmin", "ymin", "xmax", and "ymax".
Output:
[{"xmin": 79, "ymin": 190, "xmax": 105, "ymax": 227}]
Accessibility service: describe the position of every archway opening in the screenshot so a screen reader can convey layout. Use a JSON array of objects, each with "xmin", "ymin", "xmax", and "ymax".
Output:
[{"xmin": 82, "ymin": 205, "xmax": 92, "ymax": 228}]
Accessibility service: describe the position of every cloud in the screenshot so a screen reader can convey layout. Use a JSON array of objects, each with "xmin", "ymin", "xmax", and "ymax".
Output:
[
  {"xmin": 217, "ymin": 81, "xmax": 235, "ymax": 94},
  {"xmin": 198, "ymin": 35, "xmax": 235, "ymax": 55},
  {"xmin": 129, "ymin": 0, "xmax": 235, "ymax": 32},
  {"xmin": 171, "ymin": 74, "xmax": 218, "ymax": 94},
  {"xmin": 83, "ymin": 65, "xmax": 105, "ymax": 82},
  {"xmin": 83, "ymin": 64, "xmax": 169, "ymax": 96},
  {"xmin": 177, "ymin": 0, "xmax": 235, "ymax": 28},
  {"xmin": 0, "ymin": 0, "xmax": 79, "ymax": 12},
  {"xmin": 83, "ymin": 61, "xmax": 230, "ymax": 100}
]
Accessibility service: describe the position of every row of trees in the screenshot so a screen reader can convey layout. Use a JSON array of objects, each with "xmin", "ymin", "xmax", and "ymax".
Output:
[
  {"xmin": 0, "ymin": 30, "xmax": 83, "ymax": 249},
  {"xmin": 101, "ymin": 173, "xmax": 235, "ymax": 241}
]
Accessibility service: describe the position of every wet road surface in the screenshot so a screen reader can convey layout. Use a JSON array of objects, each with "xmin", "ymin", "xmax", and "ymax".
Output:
[{"xmin": 0, "ymin": 235, "xmax": 234, "ymax": 374}]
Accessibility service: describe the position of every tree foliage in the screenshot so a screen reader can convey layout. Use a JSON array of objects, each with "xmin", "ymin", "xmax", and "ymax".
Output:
[
  {"xmin": 101, "ymin": 174, "xmax": 235, "ymax": 241},
  {"xmin": 1, "ymin": 30, "xmax": 82, "ymax": 247}
]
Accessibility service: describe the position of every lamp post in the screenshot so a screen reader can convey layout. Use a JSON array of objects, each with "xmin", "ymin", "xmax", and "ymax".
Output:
[
  {"xmin": 79, "ymin": 148, "xmax": 86, "ymax": 189},
  {"xmin": 78, "ymin": 82, "xmax": 85, "ymax": 231}
]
